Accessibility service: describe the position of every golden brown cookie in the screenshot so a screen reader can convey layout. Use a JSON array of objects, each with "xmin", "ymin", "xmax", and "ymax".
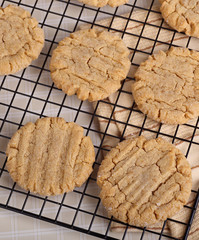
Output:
[
  {"xmin": 132, "ymin": 47, "xmax": 199, "ymax": 124},
  {"xmin": 97, "ymin": 136, "xmax": 192, "ymax": 227},
  {"xmin": 77, "ymin": 0, "xmax": 128, "ymax": 7},
  {"xmin": 0, "ymin": 5, "xmax": 44, "ymax": 75},
  {"xmin": 49, "ymin": 29, "xmax": 131, "ymax": 101},
  {"xmin": 6, "ymin": 117, "xmax": 95, "ymax": 196},
  {"xmin": 160, "ymin": 0, "xmax": 199, "ymax": 37}
]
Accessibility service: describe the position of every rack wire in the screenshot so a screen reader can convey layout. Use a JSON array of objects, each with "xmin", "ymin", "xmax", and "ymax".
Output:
[{"xmin": 0, "ymin": 0, "xmax": 199, "ymax": 239}]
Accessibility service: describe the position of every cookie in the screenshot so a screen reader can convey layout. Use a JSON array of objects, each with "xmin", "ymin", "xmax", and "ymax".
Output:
[
  {"xmin": 6, "ymin": 117, "xmax": 95, "ymax": 196},
  {"xmin": 50, "ymin": 29, "xmax": 130, "ymax": 101},
  {"xmin": 97, "ymin": 136, "xmax": 192, "ymax": 227},
  {"xmin": 77, "ymin": 0, "xmax": 128, "ymax": 7},
  {"xmin": 132, "ymin": 47, "xmax": 199, "ymax": 124},
  {"xmin": 0, "ymin": 5, "xmax": 44, "ymax": 75},
  {"xmin": 160, "ymin": 0, "xmax": 199, "ymax": 37}
]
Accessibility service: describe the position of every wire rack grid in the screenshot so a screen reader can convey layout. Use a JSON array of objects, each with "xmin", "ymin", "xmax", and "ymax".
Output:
[{"xmin": 0, "ymin": 0, "xmax": 199, "ymax": 239}]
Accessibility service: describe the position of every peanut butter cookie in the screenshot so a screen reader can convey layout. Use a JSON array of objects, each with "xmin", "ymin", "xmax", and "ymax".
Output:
[
  {"xmin": 0, "ymin": 5, "xmax": 44, "ymax": 75},
  {"xmin": 132, "ymin": 47, "xmax": 199, "ymax": 124},
  {"xmin": 50, "ymin": 29, "xmax": 130, "ymax": 101},
  {"xmin": 6, "ymin": 117, "xmax": 95, "ymax": 196},
  {"xmin": 77, "ymin": 0, "xmax": 128, "ymax": 7},
  {"xmin": 97, "ymin": 136, "xmax": 192, "ymax": 227},
  {"xmin": 160, "ymin": 0, "xmax": 199, "ymax": 37}
]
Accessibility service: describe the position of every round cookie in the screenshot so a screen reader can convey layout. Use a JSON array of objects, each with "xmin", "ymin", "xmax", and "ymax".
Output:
[
  {"xmin": 77, "ymin": 0, "xmax": 128, "ymax": 7},
  {"xmin": 50, "ymin": 29, "xmax": 131, "ymax": 102},
  {"xmin": 159, "ymin": 0, "xmax": 199, "ymax": 37},
  {"xmin": 6, "ymin": 117, "xmax": 95, "ymax": 196},
  {"xmin": 132, "ymin": 47, "xmax": 199, "ymax": 124},
  {"xmin": 0, "ymin": 5, "xmax": 44, "ymax": 75},
  {"xmin": 97, "ymin": 136, "xmax": 192, "ymax": 227}
]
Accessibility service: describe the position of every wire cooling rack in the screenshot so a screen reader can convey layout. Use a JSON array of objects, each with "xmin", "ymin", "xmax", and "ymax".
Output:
[{"xmin": 0, "ymin": 0, "xmax": 199, "ymax": 239}]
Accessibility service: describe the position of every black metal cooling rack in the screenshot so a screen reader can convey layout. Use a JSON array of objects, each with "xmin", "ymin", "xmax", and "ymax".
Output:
[{"xmin": 0, "ymin": 0, "xmax": 199, "ymax": 239}]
